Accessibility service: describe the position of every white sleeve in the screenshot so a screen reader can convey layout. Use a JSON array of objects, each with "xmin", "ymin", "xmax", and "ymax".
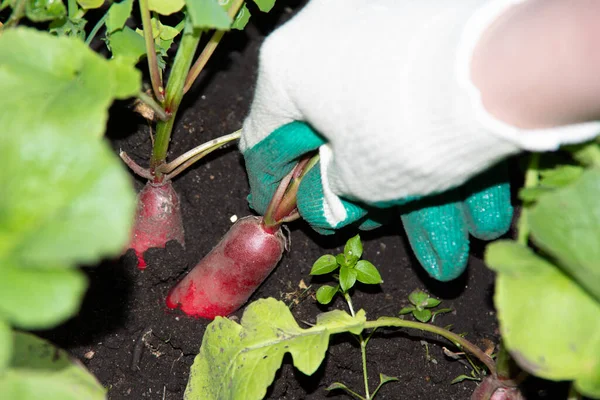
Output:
[{"xmin": 242, "ymin": 0, "xmax": 600, "ymax": 204}]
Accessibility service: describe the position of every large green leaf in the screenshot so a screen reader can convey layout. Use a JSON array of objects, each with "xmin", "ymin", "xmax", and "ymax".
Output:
[
  {"xmin": 528, "ymin": 168, "xmax": 600, "ymax": 301},
  {"xmin": 0, "ymin": 266, "xmax": 86, "ymax": 329},
  {"xmin": 0, "ymin": 332, "xmax": 106, "ymax": 400},
  {"xmin": 485, "ymin": 240, "xmax": 600, "ymax": 397},
  {"xmin": 0, "ymin": 27, "xmax": 137, "ymax": 326},
  {"xmin": 0, "ymin": 28, "xmax": 140, "ymax": 139},
  {"xmin": 184, "ymin": 298, "xmax": 366, "ymax": 400},
  {"xmin": 185, "ymin": 0, "xmax": 231, "ymax": 29}
]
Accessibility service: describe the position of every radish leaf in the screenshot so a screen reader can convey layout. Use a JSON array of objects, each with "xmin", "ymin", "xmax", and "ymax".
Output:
[
  {"xmin": 184, "ymin": 298, "xmax": 366, "ymax": 400},
  {"xmin": 0, "ymin": 332, "xmax": 106, "ymax": 399},
  {"xmin": 528, "ymin": 168, "xmax": 600, "ymax": 301},
  {"xmin": 485, "ymin": 240, "xmax": 600, "ymax": 398},
  {"xmin": 106, "ymin": 0, "xmax": 133, "ymax": 34}
]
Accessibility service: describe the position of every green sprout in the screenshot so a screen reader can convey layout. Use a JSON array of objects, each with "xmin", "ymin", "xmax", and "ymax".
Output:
[{"xmin": 399, "ymin": 289, "xmax": 452, "ymax": 323}]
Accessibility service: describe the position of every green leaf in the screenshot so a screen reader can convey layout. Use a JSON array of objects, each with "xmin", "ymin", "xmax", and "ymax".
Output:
[
  {"xmin": 335, "ymin": 253, "xmax": 347, "ymax": 267},
  {"xmin": 107, "ymin": 26, "xmax": 147, "ymax": 62},
  {"xmin": 354, "ymin": 260, "xmax": 382, "ymax": 284},
  {"xmin": 566, "ymin": 140, "xmax": 600, "ymax": 167},
  {"xmin": 49, "ymin": 17, "xmax": 87, "ymax": 39},
  {"xmin": 0, "ymin": 266, "xmax": 86, "ymax": 329},
  {"xmin": 344, "ymin": 234, "xmax": 363, "ymax": 260},
  {"xmin": 252, "ymin": 0, "xmax": 275, "ymax": 12},
  {"xmin": 339, "ymin": 265, "xmax": 357, "ymax": 293},
  {"xmin": 231, "ymin": 3, "xmax": 250, "ymax": 30},
  {"xmin": 399, "ymin": 306, "xmax": 415, "ymax": 315},
  {"xmin": 412, "ymin": 308, "xmax": 432, "ymax": 323},
  {"xmin": 408, "ymin": 289, "xmax": 429, "ymax": 307},
  {"xmin": 451, "ymin": 374, "xmax": 480, "ymax": 384},
  {"xmin": 184, "ymin": 298, "xmax": 366, "ymax": 400},
  {"xmin": 186, "ymin": 0, "xmax": 231, "ymax": 29},
  {"xmin": 538, "ymin": 165, "xmax": 584, "ymax": 188},
  {"xmin": 425, "ymin": 297, "xmax": 441, "ymax": 308},
  {"xmin": 316, "ymin": 309, "xmax": 366, "ymax": 336},
  {"xmin": 379, "ymin": 373, "xmax": 399, "ymax": 384},
  {"xmin": 310, "ymin": 254, "xmax": 338, "ymax": 275},
  {"xmin": 485, "ymin": 240, "xmax": 600, "ymax": 397},
  {"xmin": 431, "ymin": 308, "xmax": 452, "ymax": 323},
  {"xmin": 528, "ymin": 168, "xmax": 600, "ymax": 301},
  {"xmin": 316, "ymin": 285, "xmax": 338, "ymax": 305},
  {"xmin": 25, "ymin": 0, "xmax": 66, "ymax": 21},
  {"xmin": 148, "ymin": 0, "xmax": 184, "ymax": 15},
  {"xmin": 76, "ymin": 0, "xmax": 102, "ymax": 9},
  {"xmin": 0, "ymin": 319, "xmax": 11, "ymax": 372},
  {"xmin": 0, "ymin": 332, "xmax": 106, "ymax": 399},
  {"xmin": 325, "ymin": 382, "xmax": 350, "ymax": 391},
  {"xmin": 0, "ymin": 28, "xmax": 137, "ymax": 327},
  {"xmin": 106, "ymin": 0, "xmax": 133, "ymax": 34}
]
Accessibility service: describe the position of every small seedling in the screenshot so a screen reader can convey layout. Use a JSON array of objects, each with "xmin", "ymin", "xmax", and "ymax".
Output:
[
  {"xmin": 311, "ymin": 235, "xmax": 395, "ymax": 400},
  {"xmin": 399, "ymin": 289, "xmax": 451, "ymax": 323},
  {"xmin": 311, "ymin": 235, "xmax": 383, "ymax": 312}
]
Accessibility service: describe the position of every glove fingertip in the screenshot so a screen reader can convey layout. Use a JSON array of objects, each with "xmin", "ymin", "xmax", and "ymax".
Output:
[
  {"xmin": 464, "ymin": 182, "xmax": 513, "ymax": 240},
  {"xmin": 401, "ymin": 204, "xmax": 470, "ymax": 281}
]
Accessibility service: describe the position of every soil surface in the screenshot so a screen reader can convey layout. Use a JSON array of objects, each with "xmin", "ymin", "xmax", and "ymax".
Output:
[{"xmin": 42, "ymin": 3, "xmax": 570, "ymax": 399}]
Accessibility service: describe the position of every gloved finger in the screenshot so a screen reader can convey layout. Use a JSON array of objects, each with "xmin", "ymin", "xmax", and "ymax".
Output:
[
  {"xmin": 461, "ymin": 162, "xmax": 513, "ymax": 240},
  {"xmin": 355, "ymin": 206, "xmax": 396, "ymax": 231},
  {"xmin": 400, "ymin": 193, "xmax": 470, "ymax": 281},
  {"xmin": 297, "ymin": 163, "xmax": 369, "ymax": 235},
  {"xmin": 243, "ymin": 122, "xmax": 325, "ymax": 215}
]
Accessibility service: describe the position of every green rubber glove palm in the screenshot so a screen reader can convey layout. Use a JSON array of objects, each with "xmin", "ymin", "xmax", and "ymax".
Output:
[{"xmin": 242, "ymin": 122, "xmax": 513, "ymax": 281}]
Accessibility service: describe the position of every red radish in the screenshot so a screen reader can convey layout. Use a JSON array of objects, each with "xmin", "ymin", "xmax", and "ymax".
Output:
[
  {"xmin": 166, "ymin": 216, "xmax": 286, "ymax": 319},
  {"xmin": 129, "ymin": 180, "xmax": 185, "ymax": 269}
]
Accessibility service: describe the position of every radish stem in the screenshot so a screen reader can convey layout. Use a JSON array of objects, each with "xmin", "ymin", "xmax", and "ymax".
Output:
[
  {"xmin": 139, "ymin": 0, "xmax": 164, "ymax": 102},
  {"xmin": 182, "ymin": 0, "xmax": 244, "ymax": 94},
  {"xmin": 183, "ymin": 30, "xmax": 224, "ymax": 95},
  {"xmin": 120, "ymin": 151, "xmax": 154, "ymax": 180},
  {"xmin": 150, "ymin": 17, "xmax": 201, "ymax": 178},
  {"xmin": 161, "ymin": 130, "xmax": 241, "ymax": 175}
]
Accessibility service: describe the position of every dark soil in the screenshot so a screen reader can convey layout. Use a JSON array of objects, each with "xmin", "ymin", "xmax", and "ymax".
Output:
[{"xmin": 41, "ymin": 3, "xmax": 570, "ymax": 399}]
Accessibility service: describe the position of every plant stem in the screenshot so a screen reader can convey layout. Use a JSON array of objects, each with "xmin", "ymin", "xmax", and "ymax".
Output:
[
  {"xmin": 139, "ymin": 0, "xmax": 164, "ymax": 102},
  {"xmin": 363, "ymin": 318, "xmax": 496, "ymax": 376},
  {"xmin": 136, "ymin": 91, "xmax": 170, "ymax": 121},
  {"xmin": 67, "ymin": 0, "xmax": 77, "ymax": 18},
  {"xmin": 360, "ymin": 339, "xmax": 370, "ymax": 399},
  {"xmin": 183, "ymin": 0, "xmax": 244, "ymax": 94},
  {"xmin": 85, "ymin": 11, "xmax": 108, "ymax": 46},
  {"xmin": 120, "ymin": 151, "xmax": 154, "ymax": 180},
  {"xmin": 183, "ymin": 30, "xmax": 224, "ymax": 94},
  {"xmin": 163, "ymin": 131, "xmax": 241, "ymax": 180},
  {"xmin": 517, "ymin": 153, "xmax": 540, "ymax": 245},
  {"xmin": 3, "ymin": 0, "xmax": 26, "ymax": 28},
  {"xmin": 150, "ymin": 17, "xmax": 201, "ymax": 179}
]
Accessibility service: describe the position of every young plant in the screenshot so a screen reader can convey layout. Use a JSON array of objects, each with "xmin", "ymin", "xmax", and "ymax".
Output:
[
  {"xmin": 311, "ymin": 235, "xmax": 392, "ymax": 400},
  {"xmin": 399, "ymin": 289, "xmax": 451, "ymax": 323},
  {"xmin": 311, "ymin": 235, "xmax": 383, "ymax": 311},
  {"xmin": 167, "ymin": 156, "xmax": 318, "ymax": 318}
]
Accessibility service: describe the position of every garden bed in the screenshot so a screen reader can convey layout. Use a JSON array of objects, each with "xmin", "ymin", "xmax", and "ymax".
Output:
[{"xmin": 40, "ymin": 4, "xmax": 569, "ymax": 399}]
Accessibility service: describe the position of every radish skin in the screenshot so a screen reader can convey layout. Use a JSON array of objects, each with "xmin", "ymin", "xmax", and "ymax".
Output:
[
  {"xmin": 129, "ymin": 181, "xmax": 185, "ymax": 269},
  {"xmin": 166, "ymin": 216, "xmax": 286, "ymax": 319}
]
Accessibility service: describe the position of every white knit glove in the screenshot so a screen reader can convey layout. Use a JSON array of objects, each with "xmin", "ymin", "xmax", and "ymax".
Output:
[{"xmin": 241, "ymin": 0, "xmax": 600, "ymax": 207}]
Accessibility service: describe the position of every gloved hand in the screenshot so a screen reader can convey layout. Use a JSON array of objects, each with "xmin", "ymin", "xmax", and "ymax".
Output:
[{"xmin": 240, "ymin": 0, "xmax": 600, "ymax": 281}]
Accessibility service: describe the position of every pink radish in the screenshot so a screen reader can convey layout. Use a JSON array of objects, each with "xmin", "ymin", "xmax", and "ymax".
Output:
[
  {"xmin": 129, "ymin": 180, "xmax": 184, "ymax": 269},
  {"xmin": 166, "ymin": 216, "xmax": 286, "ymax": 318},
  {"xmin": 166, "ymin": 155, "xmax": 318, "ymax": 319}
]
